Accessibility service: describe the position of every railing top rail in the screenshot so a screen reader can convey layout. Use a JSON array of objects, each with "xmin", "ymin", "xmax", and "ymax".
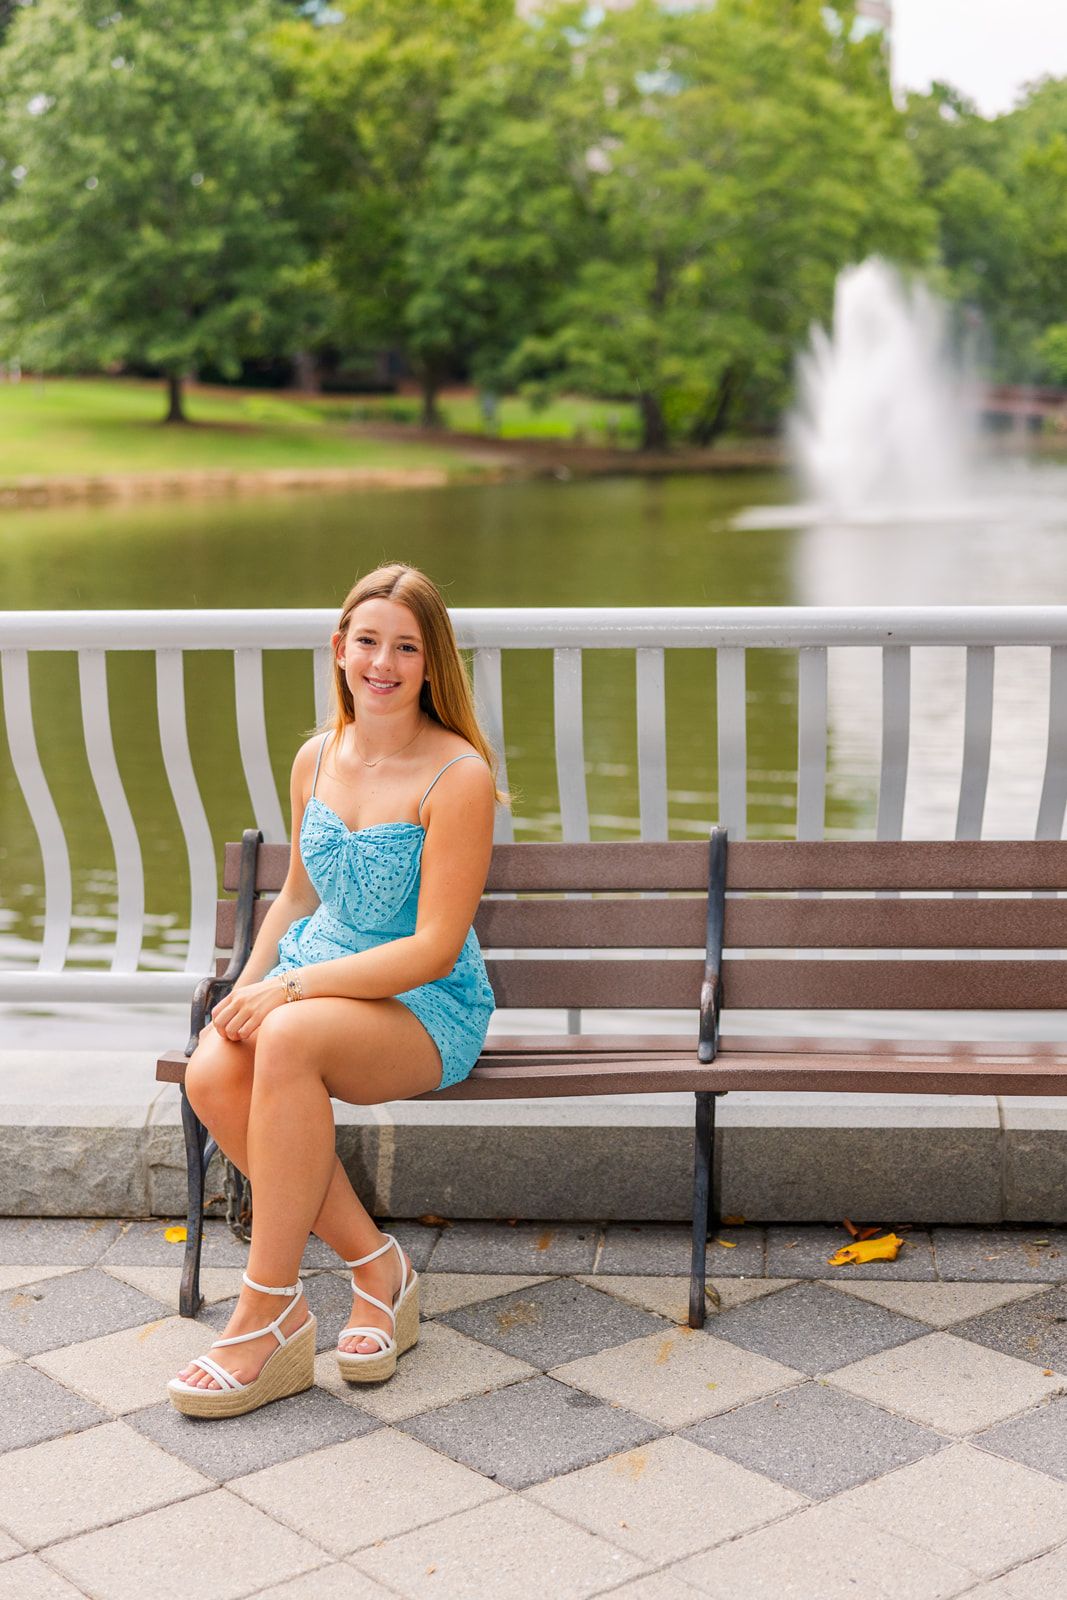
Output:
[{"xmin": 5, "ymin": 605, "xmax": 1067, "ymax": 650}]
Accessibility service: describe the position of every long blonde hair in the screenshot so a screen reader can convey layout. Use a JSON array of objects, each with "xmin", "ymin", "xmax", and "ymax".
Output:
[{"xmin": 328, "ymin": 564, "xmax": 506, "ymax": 804}]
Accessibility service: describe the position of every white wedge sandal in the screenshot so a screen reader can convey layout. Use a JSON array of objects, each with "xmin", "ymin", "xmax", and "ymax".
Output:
[
  {"xmin": 336, "ymin": 1235, "xmax": 419, "ymax": 1383},
  {"xmin": 167, "ymin": 1273, "xmax": 316, "ymax": 1418}
]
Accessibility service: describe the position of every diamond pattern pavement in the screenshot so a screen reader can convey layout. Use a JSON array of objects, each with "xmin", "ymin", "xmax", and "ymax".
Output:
[{"xmin": 7, "ymin": 1219, "xmax": 1067, "ymax": 1599}]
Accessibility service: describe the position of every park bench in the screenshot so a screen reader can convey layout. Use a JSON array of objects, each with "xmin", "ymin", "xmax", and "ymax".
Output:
[{"xmin": 158, "ymin": 830, "xmax": 1067, "ymax": 1329}]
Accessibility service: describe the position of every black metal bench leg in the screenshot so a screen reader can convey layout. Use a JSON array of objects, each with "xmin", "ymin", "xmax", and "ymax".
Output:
[
  {"xmin": 178, "ymin": 1086, "xmax": 212, "ymax": 1318},
  {"xmin": 689, "ymin": 1090, "xmax": 719, "ymax": 1329}
]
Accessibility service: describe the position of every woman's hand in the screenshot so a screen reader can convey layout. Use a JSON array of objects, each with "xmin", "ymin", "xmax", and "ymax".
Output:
[{"xmin": 210, "ymin": 977, "xmax": 288, "ymax": 1042}]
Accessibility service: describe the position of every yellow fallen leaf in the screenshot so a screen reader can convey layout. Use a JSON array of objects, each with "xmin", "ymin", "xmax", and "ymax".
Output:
[
  {"xmin": 712, "ymin": 1238, "xmax": 737, "ymax": 1248},
  {"xmin": 828, "ymin": 1234, "xmax": 903, "ymax": 1266},
  {"xmin": 164, "ymin": 1226, "xmax": 187, "ymax": 1243}
]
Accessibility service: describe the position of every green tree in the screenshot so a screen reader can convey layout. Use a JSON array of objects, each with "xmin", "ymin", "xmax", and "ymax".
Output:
[
  {"xmin": 401, "ymin": 13, "xmax": 600, "ymax": 424},
  {"xmin": 0, "ymin": 0, "xmax": 313, "ymax": 421},
  {"xmin": 516, "ymin": 1, "xmax": 930, "ymax": 447},
  {"xmin": 905, "ymin": 76, "xmax": 1067, "ymax": 381},
  {"xmin": 272, "ymin": 0, "xmax": 511, "ymax": 419}
]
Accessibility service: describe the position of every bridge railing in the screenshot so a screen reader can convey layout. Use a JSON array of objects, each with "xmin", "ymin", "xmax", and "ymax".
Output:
[{"xmin": 3, "ymin": 605, "xmax": 1067, "ymax": 1003}]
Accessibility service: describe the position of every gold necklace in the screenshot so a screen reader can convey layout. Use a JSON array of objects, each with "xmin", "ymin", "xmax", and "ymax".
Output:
[{"xmin": 351, "ymin": 717, "xmax": 425, "ymax": 769}]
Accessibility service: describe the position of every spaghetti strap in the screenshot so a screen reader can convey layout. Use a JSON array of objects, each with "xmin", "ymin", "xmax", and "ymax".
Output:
[
  {"xmin": 418, "ymin": 753, "xmax": 486, "ymax": 818},
  {"xmin": 310, "ymin": 734, "xmax": 330, "ymax": 799}
]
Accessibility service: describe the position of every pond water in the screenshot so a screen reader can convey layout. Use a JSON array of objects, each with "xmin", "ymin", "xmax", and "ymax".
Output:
[{"xmin": 2, "ymin": 463, "xmax": 1067, "ymax": 981}]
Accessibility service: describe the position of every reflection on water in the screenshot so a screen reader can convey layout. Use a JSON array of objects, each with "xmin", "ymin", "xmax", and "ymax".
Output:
[
  {"xmin": 0, "ymin": 472, "xmax": 810, "ymax": 970},
  {"xmin": 2, "ymin": 464, "xmax": 1067, "ymax": 976},
  {"xmin": 794, "ymin": 463, "xmax": 1067, "ymax": 839}
]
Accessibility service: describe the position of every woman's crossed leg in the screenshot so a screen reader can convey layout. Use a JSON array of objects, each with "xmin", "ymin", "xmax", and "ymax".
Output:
[{"xmin": 177, "ymin": 995, "xmax": 442, "ymax": 1391}]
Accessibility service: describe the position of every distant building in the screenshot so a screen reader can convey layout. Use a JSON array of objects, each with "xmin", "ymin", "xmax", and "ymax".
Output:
[{"xmin": 855, "ymin": 0, "xmax": 892, "ymax": 58}]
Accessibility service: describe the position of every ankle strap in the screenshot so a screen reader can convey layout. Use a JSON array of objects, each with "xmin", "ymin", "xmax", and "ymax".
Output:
[
  {"xmin": 344, "ymin": 1235, "xmax": 397, "ymax": 1271},
  {"xmin": 243, "ymin": 1273, "xmax": 301, "ymax": 1296}
]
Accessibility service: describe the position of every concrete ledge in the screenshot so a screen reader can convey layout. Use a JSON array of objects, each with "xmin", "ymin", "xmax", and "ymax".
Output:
[{"xmin": 3, "ymin": 1050, "xmax": 1067, "ymax": 1223}]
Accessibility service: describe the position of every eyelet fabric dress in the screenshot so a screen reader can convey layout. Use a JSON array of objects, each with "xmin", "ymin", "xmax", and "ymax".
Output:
[{"xmin": 266, "ymin": 737, "xmax": 495, "ymax": 1090}]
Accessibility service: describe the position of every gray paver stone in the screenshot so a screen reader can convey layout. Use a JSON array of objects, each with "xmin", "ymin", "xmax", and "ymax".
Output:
[
  {"xmin": 0, "ymin": 1364, "xmax": 107, "ymax": 1454},
  {"xmin": 99, "ymin": 1219, "xmax": 250, "ymax": 1268},
  {"xmin": 597, "ymin": 1223, "xmax": 696, "ymax": 1276},
  {"xmin": 0, "ymin": 1219, "xmax": 122, "ymax": 1267},
  {"xmin": 401, "ymin": 1373, "xmax": 661, "ymax": 1489},
  {"xmin": 439, "ymin": 1276, "xmax": 665, "ymax": 1368},
  {"xmin": 129, "ymin": 1388, "xmax": 379, "ymax": 1481},
  {"xmin": 0, "ymin": 1271, "xmax": 170, "ymax": 1358},
  {"xmin": 701, "ymin": 1225, "xmax": 766, "ymax": 1278},
  {"xmin": 683, "ymin": 1379, "xmax": 946, "ymax": 1498},
  {"xmin": 767, "ymin": 1225, "xmax": 937, "ymax": 1281},
  {"xmin": 376, "ymin": 1222, "xmax": 441, "ymax": 1273},
  {"xmin": 428, "ymin": 1220, "xmax": 598, "ymax": 1274},
  {"xmin": 933, "ymin": 1228, "xmax": 1067, "ymax": 1282},
  {"xmin": 710, "ymin": 1279, "xmax": 927, "ymax": 1375},
  {"xmin": 955, "ymin": 1286, "xmax": 1067, "ymax": 1372},
  {"xmin": 978, "ymin": 1396, "xmax": 1067, "ymax": 1481}
]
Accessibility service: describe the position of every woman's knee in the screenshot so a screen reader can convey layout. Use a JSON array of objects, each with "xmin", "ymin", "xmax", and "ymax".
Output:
[{"xmin": 185, "ymin": 1027, "xmax": 252, "ymax": 1120}]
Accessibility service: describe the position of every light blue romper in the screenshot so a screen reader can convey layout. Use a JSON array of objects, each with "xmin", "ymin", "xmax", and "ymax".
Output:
[{"xmin": 267, "ymin": 735, "xmax": 495, "ymax": 1090}]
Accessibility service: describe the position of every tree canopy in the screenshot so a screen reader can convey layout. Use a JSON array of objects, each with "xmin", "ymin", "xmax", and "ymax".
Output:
[
  {"xmin": 0, "ymin": 1, "xmax": 1062, "ymax": 434},
  {"xmin": 0, "ymin": 0, "xmax": 313, "ymax": 419}
]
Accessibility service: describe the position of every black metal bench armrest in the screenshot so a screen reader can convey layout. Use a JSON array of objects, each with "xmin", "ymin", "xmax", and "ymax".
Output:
[
  {"xmin": 698, "ymin": 826, "xmax": 727, "ymax": 1064},
  {"xmin": 183, "ymin": 828, "xmax": 263, "ymax": 1057}
]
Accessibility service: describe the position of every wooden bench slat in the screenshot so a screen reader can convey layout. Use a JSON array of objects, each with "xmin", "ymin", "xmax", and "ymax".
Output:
[
  {"xmin": 475, "ymin": 898, "xmax": 705, "ymax": 948},
  {"xmin": 724, "ymin": 897, "xmax": 1067, "ymax": 949},
  {"xmin": 474, "ymin": 897, "xmax": 1067, "ymax": 951},
  {"xmin": 726, "ymin": 840, "xmax": 1067, "ymax": 891},
  {"xmin": 722, "ymin": 958, "xmax": 1067, "ymax": 1010},
  {"xmin": 702, "ymin": 1047, "xmax": 1067, "ymax": 1097},
  {"xmin": 484, "ymin": 957, "xmax": 704, "ymax": 1008}
]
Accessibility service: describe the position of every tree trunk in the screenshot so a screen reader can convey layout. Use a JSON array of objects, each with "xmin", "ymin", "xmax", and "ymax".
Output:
[
  {"xmin": 420, "ymin": 375, "xmax": 444, "ymax": 430},
  {"xmin": 639, "ymin": 391, "xmax": 668, "ymax": 452},
  {"xmin": 164, "ymin": 373, "xmax": 188, "ymax": 424},
  {"xmin": 690, "ymin": 366, "xmax": 739, "ymax": 449},
  {"xmin": 291, "ymin": 350, "xmax": 320, "ymax": 393}
]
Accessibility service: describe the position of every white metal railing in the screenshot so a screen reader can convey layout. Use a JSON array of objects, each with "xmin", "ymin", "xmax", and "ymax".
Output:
[{"xmin": 3, "ymin": 605, "xmax": 1067, "ymax": 1003}]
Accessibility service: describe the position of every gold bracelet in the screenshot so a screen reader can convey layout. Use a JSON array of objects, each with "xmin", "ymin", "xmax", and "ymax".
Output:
[{"xmin": 283, "ymin": 971, "xmax": 304, "ymax": 1003}]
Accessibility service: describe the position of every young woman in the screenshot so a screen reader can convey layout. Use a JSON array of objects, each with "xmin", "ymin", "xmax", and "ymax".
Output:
[{"xmin": 168, "ymin": 564, "xmax": 499, "ymax": 1416}]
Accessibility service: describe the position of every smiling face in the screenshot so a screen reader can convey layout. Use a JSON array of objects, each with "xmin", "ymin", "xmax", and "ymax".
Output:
[{"xmin": 334, "ymin": 597, "xmax": 427, "ymax": 720}]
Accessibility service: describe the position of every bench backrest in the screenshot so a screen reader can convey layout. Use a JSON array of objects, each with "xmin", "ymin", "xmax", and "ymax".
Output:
[
  {"xmin": 220, "ymin": 836, "xmax": 711, "ymax": 1011},
  {"xmin": 219, "ymin": 836, "xmax": 1067, "ymax": 1015}
]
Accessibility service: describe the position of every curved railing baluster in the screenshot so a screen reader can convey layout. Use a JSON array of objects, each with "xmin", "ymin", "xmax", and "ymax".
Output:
[
  {"xmin": 78, "ymin": 649, "xmax": 143, "ymax": 972},
  {"xmin": 1036, "ymin": 646, "xmax": 1067, "ymax": 841},
  {"xmin": 796, "ymin": 646, "xmax": 828, "ymax": 841},
  {"xmin": 473, "ymin": 647, "xmax": 513, "ymax": 844},
  {"xmin": 234, "ymin": 649, "xmax": 286, "ymax": 844},
  {"xmin": 313, "ymin": 646, "xmax": 331, "ymax": 729},
  {"xmin": 636, "ymin": 647, "xmax": 668, "ymax": 842},
  {"xmin": 877, "ymin": 645, "xmax": 910, "ymax": 840},
  {"xmin": 155, "ymin": 649, "xmax": 217, "ymax": 975},
  {"xmin": 553, "ymin": 647, "xmax": 589, "ymax": 842},
  {"xmin": 1, "ymin": 648, "xmax": 72, "ymax": 971},
  {"xmin": 716, "ymin": 646, "xmax": 747, "ymax": 839},
  {"xmin": 956, "ymin": 645, "xmax": 995, "ymax": 841}
]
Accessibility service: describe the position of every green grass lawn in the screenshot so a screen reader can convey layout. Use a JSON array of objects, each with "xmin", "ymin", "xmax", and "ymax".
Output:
[{"xmin": 0, "ymin": 377, "xmax": 477, "ymax": 478}]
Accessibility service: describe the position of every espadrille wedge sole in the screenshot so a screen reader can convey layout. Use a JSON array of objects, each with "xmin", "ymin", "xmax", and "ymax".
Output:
[
  {"xmin": 336, "ymin": 1234, "xmax": 419, "ymax": 1384},
  {"xmin": 168, "ymin": 1274, "xmax": 315, "ymax": 1418}
]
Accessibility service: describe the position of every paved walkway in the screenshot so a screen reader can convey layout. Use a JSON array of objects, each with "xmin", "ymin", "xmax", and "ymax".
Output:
[{"xmin": 3, "ymin": 1220, "xmax": 1067, "ymax": 1598}]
